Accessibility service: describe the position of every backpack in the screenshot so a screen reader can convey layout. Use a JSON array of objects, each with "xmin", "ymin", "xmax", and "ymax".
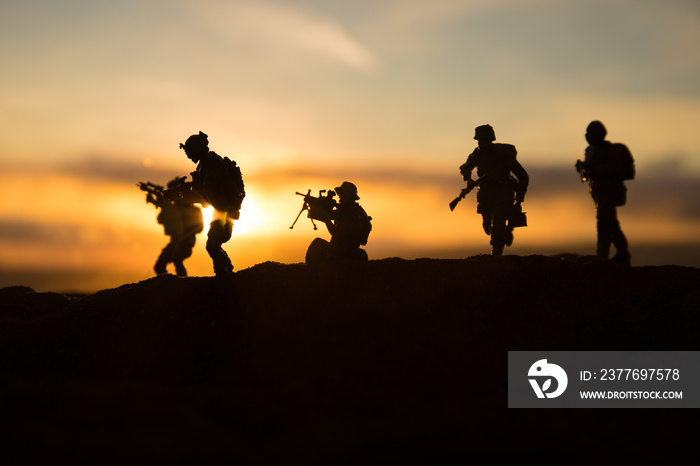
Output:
[
  {"xmin": 358, "ymin": 206, "xmax": 372, "ymax": 246},
  {"xmin": 201, "ymin": 153, "xmax": 246, "ymax": 214},
  {"xmin": 613, "ymin": 143, "xmax": 635, "ymax": 181}
]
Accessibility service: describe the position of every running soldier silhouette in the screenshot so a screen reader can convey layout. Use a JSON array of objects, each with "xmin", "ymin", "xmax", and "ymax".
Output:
[
  {"xmin": 576, "ymin": 121, "xmax": 634, "ymax": 265},
  {"xmin": 458, "ymin": 124, "xmax": 529, "ymax": 256},
  {"xmin": 178, "ymin": 132, "xmax": 245, "ymax": 275}
]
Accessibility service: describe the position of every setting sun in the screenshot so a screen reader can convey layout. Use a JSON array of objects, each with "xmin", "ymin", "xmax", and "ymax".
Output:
[
  {"xmin": 234, "ymin": 194, "xmax": 271, "ymax": 236},
  {"xmin": 1, "ymin": 0, "xmax": 699, "ymax": 293}
]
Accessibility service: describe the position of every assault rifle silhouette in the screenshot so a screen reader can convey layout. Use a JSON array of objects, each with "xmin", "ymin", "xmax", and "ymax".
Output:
[
  {"xmin": 449, "ymin": 175, "xmax": 486, "ymax": 211},
  {"xmin": 138, "ymin": 176, "xmax": 203, "ymax": 208}
]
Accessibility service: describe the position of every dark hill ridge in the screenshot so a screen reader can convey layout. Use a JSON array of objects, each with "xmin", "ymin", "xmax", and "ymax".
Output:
[{"xmin": 1, "ymin": 255, "xmax": 699, "ymax": 463}]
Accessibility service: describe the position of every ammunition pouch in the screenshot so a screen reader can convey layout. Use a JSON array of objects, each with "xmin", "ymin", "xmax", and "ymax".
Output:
[{"xmin": 508, "ymin": 204, "xmax": 527, "ymax": 228}]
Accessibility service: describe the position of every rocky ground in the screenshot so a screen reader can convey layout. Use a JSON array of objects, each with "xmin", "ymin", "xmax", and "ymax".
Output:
[{"xmin": 2, "ymin": 255, "xmax": 699, "ymax": 463}]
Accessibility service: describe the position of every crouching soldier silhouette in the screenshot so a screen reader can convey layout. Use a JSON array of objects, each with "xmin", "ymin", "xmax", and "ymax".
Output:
[
  {"xmin": 294, "ymin": 182, "xmax": 372, "ymax": 264},
  {"xmin": 138, "ymin": 177, "xmax": 204, "ymax": 276},
  {"xmin": 178, "ymin": 131, "xmax": 245, "ymax": 275},
  {"xmin": 576, "ymin": 121, "xmax": 634, "ymax": 266},
  {"xmin": 457, "ymin": 124, "xmax": 529, "ymax": 256}
]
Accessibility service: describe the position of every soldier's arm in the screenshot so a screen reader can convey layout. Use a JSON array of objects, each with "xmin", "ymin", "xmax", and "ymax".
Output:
[
  {"xmin": 459, "ymin": 150, "xmax": 479, "ymax": 181},
  {"xmin": 510, "ymin": 160, "xmax": 529, "ymax": 203}
]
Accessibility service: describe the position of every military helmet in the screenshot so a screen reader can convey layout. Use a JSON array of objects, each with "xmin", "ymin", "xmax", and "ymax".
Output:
[
  {"xmin": 180, "ymin": 131, "xmax": 209, "ymax": 153},
  {"xmin": 335, "ymin": 181, "xmax": 360, "ymax": 200},
  {"xmin": 585, "ymin": 121, "xmax": 607, "ymax": 145},
  {"xmin": 586, "ymin": 121, "xmax": 607, "ymax": 138},
  {"xmin": 474, "ymin": 124, "xmax": 496, "ymax": 142}
]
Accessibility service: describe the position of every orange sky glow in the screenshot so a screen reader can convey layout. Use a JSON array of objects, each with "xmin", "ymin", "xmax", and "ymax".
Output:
[
  {"xmin": 1, "ymin": 163, "xmax": 699, "ymax": 292},
  {"xmin": 1, "ymin": 0, "xmax": 699, "ymax": 291}
]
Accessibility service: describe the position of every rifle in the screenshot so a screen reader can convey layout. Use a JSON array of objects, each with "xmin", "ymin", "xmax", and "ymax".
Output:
[
  {"xmin": 449, "ymin": 175, "xmax": 486, "ymax": 211},
  {"xmin": 137, "ymin": 181, "xmax": 168, "ymax": 208},
  {"xmin": 162, "ymin": 176, "xmax": 192, "ymax": 201},
  {"xmin": 289, "ymin": 189, "xmax": 338, "ymax": 230},
  {"xmin": 138, "ymin": 176, "xmax": 194, "ymax": 208},
  {"xmin": 575, "ymin": 160, "xmax": 588, "ymax": 182}
]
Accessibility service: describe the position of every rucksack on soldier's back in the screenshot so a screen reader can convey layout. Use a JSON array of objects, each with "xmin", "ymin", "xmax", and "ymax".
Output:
[
  {"xmin": 613, "ymin": 143, "xmax": 635, "ymax": 180},
  {"xmin": 358, "ymin": 206, "xmax": 372, "ymax": 246},
  {"xmin": 202, "ymin": 153, "xmax": 246, "ymax": 215}
]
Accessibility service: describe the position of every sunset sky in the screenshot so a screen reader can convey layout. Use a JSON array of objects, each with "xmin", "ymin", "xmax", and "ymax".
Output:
[{"xmin": 1, "ymin": 0, "xmax": 699, "ymax": 292}]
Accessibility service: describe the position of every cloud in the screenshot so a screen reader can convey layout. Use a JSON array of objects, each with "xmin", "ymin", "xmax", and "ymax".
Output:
[
  {"xmin": 385, "ymin": 0, "xmax": 551, "ymax": 27},
  {"xmin": 19, "ymin": 152, "xmax": 700, "ymax": 225},
  {"xmin": 254, "ymin": 163, "xmax": 700, "ymax": 220},
  {"xmin": 57, "ymin": 156, "xmax": 190, "ymax": 186},
  {"xmin": 0, "ymin": 219, "xmax": 127, "ymax": 248},
  {"xmin": 190, "ymin": 0, "xmax": 376, "ymax": 71}
]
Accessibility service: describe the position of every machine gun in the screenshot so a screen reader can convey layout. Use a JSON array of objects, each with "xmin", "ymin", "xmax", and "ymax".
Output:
[
  {"xmin": 449, "ymin": 175, "xmax": 486, "ymax": 211},
  {"xmin": 289, "ymin": 189, "xmax": 338, "ymax": 230}
]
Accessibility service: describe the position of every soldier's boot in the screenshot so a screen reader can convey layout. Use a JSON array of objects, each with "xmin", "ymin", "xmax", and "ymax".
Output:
[
  {"xmin": 174, "ymin": 261, "xmax": 187, "ymax": 277},
  {"xmin": 505, "ymin": 226, "xmax": 514, "ymax": 247},
  {"xmin": 491, "ymin": 239, "xmax": 505, "ymax": 256},
  {"xmin": 490, "ymin": 227, "xmax": 506, "ymax": 256},
  {"xmin": 596, "ymin": 206, "xmax": 617, "ymax": 259},
  {"xmin": 155, "ymin": 240, "xmax": 178, "ymax": 275},
  {"xmin": 206, "ymin": 217, "xmax": 234, "ymax": 275},
  {"xmin": 611, "ymin": 250, "xmax": 631, "ymax": 266},
  {"xmin": 611, "ymin": 225, "xmax": 630, "ymax": 265},
  {"xmin": 154, "ymin": 255, "xmax": 169, "ymax": 275},
  {"xmin": 211, "ymin": 250, "xmax": 233, "ymax": 275},
  {"xmin": 490, "ymin": 209, "xmax": 508, "ymax": 255}
]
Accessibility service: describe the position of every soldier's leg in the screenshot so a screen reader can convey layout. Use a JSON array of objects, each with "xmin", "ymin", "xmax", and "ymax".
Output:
[
  {"xmin": 154, "ymin": 237, "xmax": 178, "ymax": 275},
  {"xmin": 611, "ymin": 210, "xmax": 631, "ymax": 265},
  {"xmin": 173, "ymin": 234, "xmax": 197, "ymax": 277},
  {"xmin": 505, "ymin": 226, "xmax": 514, "ymax": 247},
  {"xmin": 490, "ymin": 207, "xmax": 509, "ymax": 256},
  {"xmin": 478, "ymin": 205, "xmax": 493, "ymax": 235},
  {"xmin": 206, "ymin": 217, "xmax": 233, "ymax": 275},
  {"xmin": 595, "ymin": 200, "xmax": 615, "ymax": 258}
]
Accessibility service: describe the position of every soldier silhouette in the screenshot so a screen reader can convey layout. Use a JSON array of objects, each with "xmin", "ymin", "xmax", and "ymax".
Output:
[
  {"xmin": 304, "ymin": 182, "xmax": 372, "ymax": 264},
  {"xmin": 179, "ymin": 132, "xmax": 245, "ymax": 275},
  {"xmin": 139, "ymin": 177, "xmax": 204, "ymax": 276},
  {"xmin": 576, "ymin": 121, "xmax": 633, "ymax": 265},
  {"xmin": 458, "ymin": 124, "xmax": 529, "ymax": 256}
]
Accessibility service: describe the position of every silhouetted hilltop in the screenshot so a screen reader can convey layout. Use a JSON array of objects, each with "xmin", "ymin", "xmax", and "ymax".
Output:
[{"xmin": 2, "ymin": 255, "xmax": 698, "ymax": 463}]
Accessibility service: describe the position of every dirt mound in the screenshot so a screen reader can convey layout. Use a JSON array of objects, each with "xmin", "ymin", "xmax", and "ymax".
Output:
[{"xmin": 1, "ymin": 256, "xmax": 698, "ymax": 463}]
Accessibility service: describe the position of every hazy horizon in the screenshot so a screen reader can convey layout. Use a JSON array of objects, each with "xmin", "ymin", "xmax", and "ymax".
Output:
[
  {"xmin": 2, "ymin": 161, "xmax": 700, "ymax": 293},
  {"xmin": 2, "ymin": 0, "xmax": 699, "ymax": 292}
]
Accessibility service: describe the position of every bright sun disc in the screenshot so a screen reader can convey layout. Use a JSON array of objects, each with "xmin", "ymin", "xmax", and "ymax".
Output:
[{"xmin": 197, "ymin": 195, "xmax": 267, "ymax": 237}]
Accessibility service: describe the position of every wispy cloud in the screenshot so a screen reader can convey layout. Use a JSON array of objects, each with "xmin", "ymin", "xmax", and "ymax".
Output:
[
  {"xmin": 385, "ymin": 0, "xmax": 552, "ymax": 26},
  {"xmin": 190, "ymin": 0, "xmax": 377, "ymax": 71}
]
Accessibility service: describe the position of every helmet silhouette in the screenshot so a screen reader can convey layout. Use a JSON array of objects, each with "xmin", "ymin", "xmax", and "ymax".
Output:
[
  {"xmin": 180, "ymin": 131, "xmax": 209, "ymax": 153},
  {"xmin": 585, "ymin": 121, "xmax": 607, "ymax": 145},
  {"xmin": 474, "ymin": 124, "xmax": 496, "ymax": 142},
  {"xmin": 335, "ymin": 181, "xmax": 360, "ymax": 200}
]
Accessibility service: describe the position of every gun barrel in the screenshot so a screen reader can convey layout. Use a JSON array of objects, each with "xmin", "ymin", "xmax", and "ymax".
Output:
[{"xmin": 448, "ymin": 175, "xmax": 486, "ymax": 211}]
